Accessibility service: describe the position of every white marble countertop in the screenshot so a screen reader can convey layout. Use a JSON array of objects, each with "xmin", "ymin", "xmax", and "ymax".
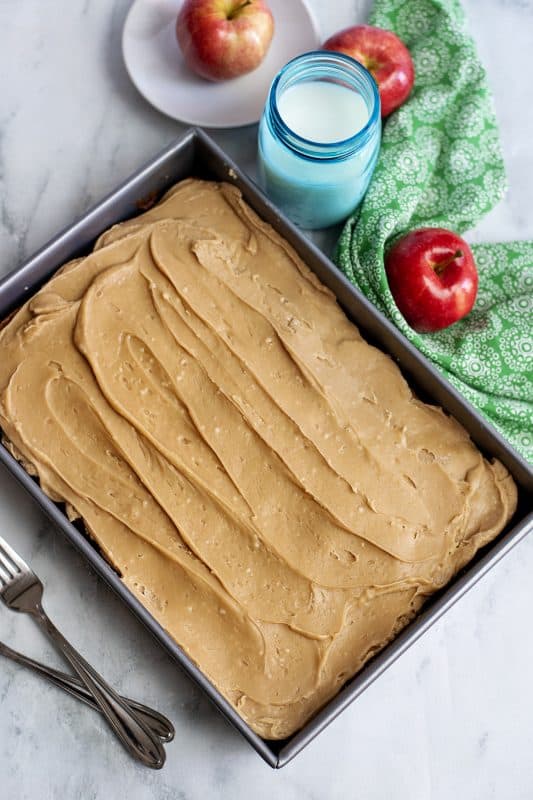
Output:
[{"xmin": 0, "ymin": 1, "xmax": 532, "ymax": 797}]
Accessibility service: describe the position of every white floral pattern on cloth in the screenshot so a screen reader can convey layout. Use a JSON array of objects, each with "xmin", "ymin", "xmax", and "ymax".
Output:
[{"xmin": 336, "ymin": 0, "xmax": 533, "ymax": 463}]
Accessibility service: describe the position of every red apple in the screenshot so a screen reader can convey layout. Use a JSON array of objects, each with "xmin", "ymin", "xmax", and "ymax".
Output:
[
  {"xmin": 176, "ymin": 0, "xmax": 274, "ymax": 82},
  {"xmin": 322, "ymin": 24, "xmax": 414, "ymax": 117},
  {"xmin": 385, "ymin": 228, "xmax": 478, "ymax": 332}
]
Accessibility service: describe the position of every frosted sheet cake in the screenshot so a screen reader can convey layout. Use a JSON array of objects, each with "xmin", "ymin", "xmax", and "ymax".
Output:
[{"xmin": 0, "ymin": 179, "xmax": 516, "ymax": 739}]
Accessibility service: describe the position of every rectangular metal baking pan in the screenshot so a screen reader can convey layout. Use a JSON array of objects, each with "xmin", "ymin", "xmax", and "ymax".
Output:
[{"xmin": 0, "ymin": 128, "xmax": 531, "ymax": 769}]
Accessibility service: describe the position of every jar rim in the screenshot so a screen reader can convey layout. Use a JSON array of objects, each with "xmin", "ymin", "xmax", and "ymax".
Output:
[{"xmin": 267, "ymin": 50, "xmax": 381, "ymax": 161}]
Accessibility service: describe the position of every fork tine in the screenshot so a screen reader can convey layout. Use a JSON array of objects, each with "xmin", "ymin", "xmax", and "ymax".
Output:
[
  {"xmin": 0, "ymin": 535, "xmax": 27, "ymax": 573},
  {"xmin": 0, "ymin": 561, "xmax": 12, "ymax": 584},
  {"xmin": 0, "ymin": 545, "xmax": 17, "ymax": 575}
]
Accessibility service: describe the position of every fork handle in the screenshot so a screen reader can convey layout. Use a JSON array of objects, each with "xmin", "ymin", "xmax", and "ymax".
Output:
[
  {"xmin": 32, "ymin": 607, "xmax": 166, "ymax": 769},
  {"xmin": 0, "ymin": 642, "xmax": 174, "ymax": 742}
]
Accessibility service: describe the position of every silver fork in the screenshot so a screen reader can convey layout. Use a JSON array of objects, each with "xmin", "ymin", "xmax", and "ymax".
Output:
[{"xmin": 0, "ymin": 534, "xmax": 166, "ymax": 769}]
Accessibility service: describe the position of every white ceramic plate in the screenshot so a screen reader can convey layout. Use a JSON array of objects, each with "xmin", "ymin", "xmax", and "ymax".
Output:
[{"xmin": 122, "ymin": 0, "xmax": 321, "ymax": 128}]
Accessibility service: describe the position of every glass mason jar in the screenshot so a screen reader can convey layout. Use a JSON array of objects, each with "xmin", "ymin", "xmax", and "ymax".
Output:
[{"xmin": 258, "ymin": 51, "xmax": 381, "ymax": 229}]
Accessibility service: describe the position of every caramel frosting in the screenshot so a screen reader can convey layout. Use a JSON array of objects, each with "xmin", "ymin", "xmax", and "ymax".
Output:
[{"xmin": 0, "ymin": 179, "xmax": 517, "ymax": 739}]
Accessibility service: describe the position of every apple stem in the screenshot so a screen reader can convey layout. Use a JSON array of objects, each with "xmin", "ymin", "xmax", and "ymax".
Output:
[
  {"xmin": 227, "ymin": 0, "xmax": 252, "ymax": 19},
  {"xmin": 434, "ymin": 249, "xmax": 463, "ymax": 276}
]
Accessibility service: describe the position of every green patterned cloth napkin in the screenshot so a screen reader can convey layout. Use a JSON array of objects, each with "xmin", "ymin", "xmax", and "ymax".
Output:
[{"xmin": 335, "ymin": 0, "xmax": 533, "ymax": 462}]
